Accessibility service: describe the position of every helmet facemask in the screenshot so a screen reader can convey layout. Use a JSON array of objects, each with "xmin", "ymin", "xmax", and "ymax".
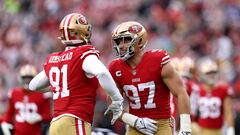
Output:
[
  {"xmin": 112, "ymin": 34, "xmax": 138, "ymax": 60},
  {"xmin": 200, "ymin": 71, "xmax": 219, "ymax": 86}
]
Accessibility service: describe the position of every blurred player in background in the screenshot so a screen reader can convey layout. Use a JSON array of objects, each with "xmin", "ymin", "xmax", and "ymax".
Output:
[
  {"xmin": 197, "ymin": 57, "xmax": 235, "ymax": 135},
  {"xmin": 109, "ymin": 21, "xmax": 191, "ymax": 135},
  {"xmin": 171, "ymin": 57, "xmax": 200, "ymax": 135},
  {"xmin": 1, "ymin": 64, "xmax": 52, "ymax": 135},
  {"xmin": 29, "ymin": 13, "xmax": 124, "ymax": 135}
]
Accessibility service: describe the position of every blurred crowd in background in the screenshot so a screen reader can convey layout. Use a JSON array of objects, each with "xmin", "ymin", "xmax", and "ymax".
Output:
[{"xmin": 0, "ymin": 0, "xmax": 240, "ymax": 134}]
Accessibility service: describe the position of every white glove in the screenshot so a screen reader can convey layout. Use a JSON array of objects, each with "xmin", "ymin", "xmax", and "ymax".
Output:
[
  {"xmin": 226, "ymin": 127, "xmax": 235, "ymax": 135},
  {"xmin": 134, "ymin": 118, "xmax": 158, "ymax": 135},
  {"xmin": 178, "ymin": 130, "xmax": 191, "ymax": 135},
  {"xmin": 122, "ymin": 113, "xmax": 158, "ymax": 135},
  {"xmin": 178, "ymin": 114, "xmax": 191, "ymax": 135},
  {"xmin": 26, "ymin": 113, "xmax": 42, "ymax": 124},
  {"xmin": 104, "ymin": 100, "xmax": 123, "ymax": 125},
  {"xmin": 1, "ymin": 122, "xmax": 13, "ymax": 135}
]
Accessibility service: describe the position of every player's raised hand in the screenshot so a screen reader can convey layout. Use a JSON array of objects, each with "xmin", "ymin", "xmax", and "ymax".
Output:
[{"xmin": 104, "ymin": 100, "xmax": 123, "ymax": 125}]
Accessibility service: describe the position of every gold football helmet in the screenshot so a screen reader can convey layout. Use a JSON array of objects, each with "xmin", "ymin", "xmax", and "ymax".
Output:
[
  {"xmin": 170, "ymin": 57, "xmax": 181, "ymax": 72},
  {"xmin": 19, "ymin": 64, "xmax": 37, "ymax": 77},
  {"xmin": 59, "ymin": 13, "xmax": 91, "ymax": 45},
  {"xmin": 180, "ymin": 56, "xmax": 195, "ymax": 78},
  {"xmin": 197, "ymin": 58, "xmax": 219, "ymax": 85},
  {"xmin": 112, "ymin": 21, "xmax": 147, "ymax": 60},
  {"xmin": 19, "ymin": 64, "xmax": 37, "ymax": 89},
  {"xmin": 171, "ymin": 56, "xmax": 195, "ymax": 79}
]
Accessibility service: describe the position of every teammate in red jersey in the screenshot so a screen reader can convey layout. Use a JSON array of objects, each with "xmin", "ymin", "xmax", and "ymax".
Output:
[
  {"xmin": 109, "ymin": 21, "xmax": 191, "ymax": 135},
  {"xmin": 28, "ymin": 13, "xmax": 124, "ymax": 135},
  {"xmin": 171, "ymin": 57, "xmax": 200, "ymax": 135},
  {"xmin": 197, "ymin": 58, "xmax": 235, "ymax": 135},
  {"xmin": 0, "ymin": 64, "xmax": 52, "ymax": 135}
]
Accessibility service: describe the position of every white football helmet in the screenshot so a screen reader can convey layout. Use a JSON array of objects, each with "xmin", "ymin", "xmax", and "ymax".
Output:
[
  {"xmin": 112, "ymin": 21, "xmax": 147, "ymax": 60},
  {"xmin": 59, "ymin": 13, "xmax": 92, "ymax": 45},
  {"xmin": 197, "ymin": 58, "xmax": 219, "ymax": 85}
]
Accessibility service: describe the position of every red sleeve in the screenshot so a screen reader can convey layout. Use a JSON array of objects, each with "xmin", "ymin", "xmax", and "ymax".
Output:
[
  {"xmin": 152, "ymin": 49, "xmax": 170, "ymax": 65},
  {"xmin": 43, "ymin": 54, "xmax": 52, "ymax": 75},
  {"xmin": 3, "ymin": 90, "xmax": 15, "ymax": 123},
  {"xmin": 43, "ymin": 54, "xmax": 51, "ymax": 67},
  {"xmin": 160, "ymin": 50, "xmax": 171, "ymax": 65},
  {"xmin": 79, "ymin": 45, "xmax": 100, "ymax": 60},
  {"xmin": 149, "ymin": 49, "xmax": 171, "ymax": 67},
  {"xmin": 217, "ymin": 83, "xmax": 234, "ymax": 98}
]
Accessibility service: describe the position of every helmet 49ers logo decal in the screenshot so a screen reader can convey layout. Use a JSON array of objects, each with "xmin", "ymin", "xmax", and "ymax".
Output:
[
  {"xmin": 78, "ymin": 15, "xmax": 88, "ymax": 25},
  {"xmin": 128, "ymin": 24, "xmax": 142, "ymax": 33}
]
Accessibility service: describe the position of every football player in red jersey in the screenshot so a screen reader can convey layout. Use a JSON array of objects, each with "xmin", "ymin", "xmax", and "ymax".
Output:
[
  {"xmin": 197, "ymin": 58, "xmax": 235, "ymax": 135},
  {"xmin": 171, "ymin": 57, "xmax": 200, "ymax": 135},
  {"xmin": 108, "ymin": 21, "xmax": 191, "ymax": 135},
  {"xmin": 0, "ymin": 64, "xmax": 52, "ymax": 135},
  {"xmin": 28, "ymin": 13, "xmax": 124, "ymax": 135}
]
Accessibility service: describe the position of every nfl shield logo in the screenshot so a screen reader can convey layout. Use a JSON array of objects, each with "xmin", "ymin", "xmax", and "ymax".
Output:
[{"xmin": 132, "ymin": 70, "xmax": 136, "ymax": 75}]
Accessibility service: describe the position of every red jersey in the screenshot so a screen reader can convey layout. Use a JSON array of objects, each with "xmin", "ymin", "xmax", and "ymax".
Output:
[
  {"xmin": 170, "ymin": 79, "xmax": 200, "ymax": 122},
  {"xmin": 185, "ymin": 79, "xmax": 200, "ymax": 121},
  {"xmin": 3, "ymin": 87, "xmax": 51, "ymax": 135},
  {"xmin": 198, "ymin": 83, "xmax": 233, "ymax": 129},
  {"xmin": 109, "ymin": 49, "xmax": 171, "ymax": 119},
  {"xmin": 44, "ymin": 45, "xmax": 99, "ymax": 123}
]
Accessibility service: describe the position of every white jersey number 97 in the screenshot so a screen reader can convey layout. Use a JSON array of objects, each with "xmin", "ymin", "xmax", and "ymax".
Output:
[{"xmin": 123, "ymin": 81, "xmax": 156, "ymax": 109}]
